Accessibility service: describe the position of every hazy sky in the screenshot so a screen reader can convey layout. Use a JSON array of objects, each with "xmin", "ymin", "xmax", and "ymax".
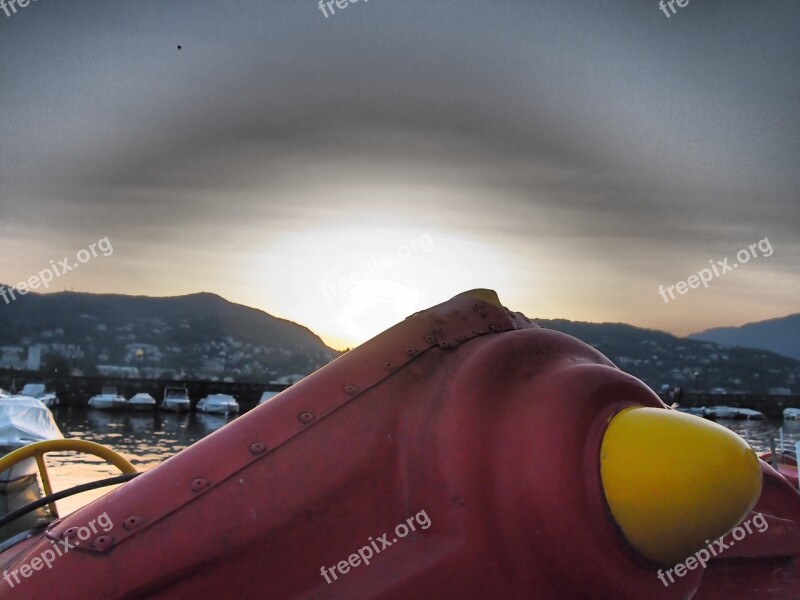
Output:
[{"xmin": 1, "ymin": 0, "xmax": 798, "ymax": 349}]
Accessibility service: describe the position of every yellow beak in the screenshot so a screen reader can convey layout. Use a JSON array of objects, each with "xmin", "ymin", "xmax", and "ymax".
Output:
[{"xmin": 600, "ymin": 406, "xmax": 762, "ymax": 565}]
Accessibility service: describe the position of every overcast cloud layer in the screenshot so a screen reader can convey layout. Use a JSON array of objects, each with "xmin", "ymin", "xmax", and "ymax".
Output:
[{"xmin": 1, "ymin": 0, "xmax": 797, "ymax": 347}]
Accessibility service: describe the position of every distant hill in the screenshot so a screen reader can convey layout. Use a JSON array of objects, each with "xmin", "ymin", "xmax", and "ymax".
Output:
[
  {"xmin": 536, "ymin": 318, "xmax": 800, "ymax": 395},
  {"xmin": 688, "ymin": 314, "xmax": 800, "ymax": 361},
  {"xmin": 1, "ymin": 285, "xmax": 797, "ymax": 394},
  {"xmin": 0, "ymin": 286, "xmax": 338, "ymax": 382}
]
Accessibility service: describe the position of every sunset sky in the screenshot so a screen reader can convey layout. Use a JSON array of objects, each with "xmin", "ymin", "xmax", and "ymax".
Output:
[{"xmin": 1, "ymin": 0, "xmax": 798, "ymax": 350}]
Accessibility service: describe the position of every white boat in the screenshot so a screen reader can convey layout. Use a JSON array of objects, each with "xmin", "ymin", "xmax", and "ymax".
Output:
[
  {"xmin": 676, "ymin": 406, "xmax": 707, "ymax": 417},
  {"xmin": 704, "ymin": 406, "xmax": 738, "ymax": 419},
  {"xmin": 0, "ymin": 396, "xmax": 62, "ymax": 452},
  {"xmin": 162, "ymin": 387, "xmax": 191, "ymax": 412},
  {"xmin": 258, "ymin": 391, "xmax": 279, "ymax": 406},
  {"xmin": 197, "ymin": 394, "xmax": 239, "ymax": 415},
  {"xmin": 0, "ymin": 395, "xmax": 63, "ymax": 536},
  {"xmin": 128, "ymin": 392, "xmax": 157, "ymax": 411},
  {"xmin": 706, "ymin": 406, "xmax": 766, "ymax": 420},
  {"xmin": 784, "ymin": 408, "xmax": 800, "ymax": 420},
  {"xmin": 13, "ymin": 383, "xmax": 59, "ymax": 407},
  {"xmin": 88, "ymin": 386, "xmax": 128, "ymax": 411},
  {"xmin": 737, "ymin": 408, "xmax": 767, "ymax": 420}
]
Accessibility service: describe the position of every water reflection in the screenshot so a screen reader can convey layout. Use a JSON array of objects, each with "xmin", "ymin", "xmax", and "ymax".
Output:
[
  {"xmin": 45, "ymin": 407, "xmax": 240, "ymax": 515},
  {"xmin": 722, "ymin": 418, "xmax": 800, "ymax": 454}
]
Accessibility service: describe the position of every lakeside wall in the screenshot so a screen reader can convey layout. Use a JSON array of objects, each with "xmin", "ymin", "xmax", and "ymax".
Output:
[
  {"xmin": 0, "ymin": 371, "xmax": 289, "ymax": 407},
  {"xmin": 2, "ymin": 371, "xmax": 798, "ymax": 417}
]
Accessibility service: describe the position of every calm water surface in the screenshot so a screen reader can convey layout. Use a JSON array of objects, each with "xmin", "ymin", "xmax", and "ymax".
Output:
[
  {"xmin": 42, "ymin": 409, "xmax": 799, "ymax": 516},
  {"xmin": 46, "ymin": 406, "xmax": 247, "ymax": 515}
]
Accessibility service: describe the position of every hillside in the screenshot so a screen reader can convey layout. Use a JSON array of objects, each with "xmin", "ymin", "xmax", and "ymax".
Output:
[
  {"xmin": 1, "ymin": 285, "xmax": 797, "ymax": 394},
  {"xmin": 0, "ymin": 286, "xmax": 338, "ymax": 382},
  {"xmin": 688, "ymin": 314, "xmax": 800, "ymax": 361},
  {"xmin": 537, "ymin": 318, "xmax": 800, "ymax": 395}
]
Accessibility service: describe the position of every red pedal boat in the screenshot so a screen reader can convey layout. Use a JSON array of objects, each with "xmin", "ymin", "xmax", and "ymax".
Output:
[{"xmin": 0, "ymin": 290, "xmax": 799, "ymax": 599}]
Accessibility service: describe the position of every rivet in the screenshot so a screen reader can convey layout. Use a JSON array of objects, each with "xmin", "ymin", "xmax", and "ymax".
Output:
[
  {"xmin": 383, "ymin": 361, "xmax": 395, "ymax": 370},
  {"xmin": 423, "ymin": 334, "xmax": 435, "ymax": 344},
  {"xmin": 190, "ymin": 478, "xmax": 209, "ymax": 493},
  {"xmin": 489, "ymin": 324, "xmax": 501, "ymax": 332},
  {"xmin": 299, "ymin": 412, "xmax": 315, "ymax": 424},
  {"xmin": 249, "ymin": 442, "xmax": 267, "ymax": 455},
  {"xmin": 93, "ymin": 535, "xmax": 114, "ymax": 551},
  {"xmin": 64, "ymin": 527, "xmax": 79, "ymax": 539},
  {"xmin": 405, "ymin": 348, "xmax": 418, "ymax": 356},
  {"xmin": 439, "ymin": 341, "xmax": 450, "ymax": 348},
  {"xmin": 123, "ymin": 516, "xmax": 143, "ymax": 531},
  {"xmin": 344, "ymin": 385, "xmax": 358, "ymax": 395}
]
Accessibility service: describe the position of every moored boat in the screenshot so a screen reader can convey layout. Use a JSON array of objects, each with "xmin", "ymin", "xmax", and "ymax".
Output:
[
  {"xmin": 162, "ymin": 386, "xmax": 191, "ymax": 412},
  {"xmin": 705, "ymin": 405, "xmax": 766, "ymax": 420},
  {"xmin": 88, "ymin": 387, "xmax": 128, "ymax": 411},
  {"xmin": 675, "ymin": 406, "xmax": 707, "ymax": 417},
  {"xmin": 12, "ymin": 383, "xmax": 59, "ymax": 407},
  {"xmin": 197, "ymin": 393, "xmax": 239, "ymax": 415},
  {"xmin": 784, "ymin": 408, "xmax": 800, "ymax": 420},
  {"xmin": 0, "ymin": 395, "xmax": 63, "ymax": 538},
  {"xmin": 128, "ymin": 392, "xmax": 157, "ymax": 411}
]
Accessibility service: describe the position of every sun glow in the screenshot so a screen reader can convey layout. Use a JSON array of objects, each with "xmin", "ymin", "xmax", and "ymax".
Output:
[{"xmin": 241, "ymin": 216, "xmax": 517, "ymax": 350}]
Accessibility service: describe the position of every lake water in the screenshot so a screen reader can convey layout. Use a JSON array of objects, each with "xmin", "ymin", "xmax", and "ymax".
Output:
[
  {"xmin": 42, "ymin": 409, "xmax": 800, "ymax": 516},
  {"xmin": 45, "ymin": 406, "xmax": 245, "ymax": 516}
]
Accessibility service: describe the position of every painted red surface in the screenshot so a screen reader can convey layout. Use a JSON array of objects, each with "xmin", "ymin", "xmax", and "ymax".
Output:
[
  {"xmin": 759, "ymin": 452, "xmax": 800, "ymax": 489},
  {"xmin": 1, "ymin": 291, "xmax": 798, "ymax": 599}
]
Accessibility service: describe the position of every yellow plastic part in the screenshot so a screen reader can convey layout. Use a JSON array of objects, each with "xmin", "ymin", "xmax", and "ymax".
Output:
[
  {"xmin": 0, "ymin": 439, "xmax": 137, "ymax": 518},
  {"xmin": 600, "ymin": 406, "xmax": 762, "ymax": 565}
]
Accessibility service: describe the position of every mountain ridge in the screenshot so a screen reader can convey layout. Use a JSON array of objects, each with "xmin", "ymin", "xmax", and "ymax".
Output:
[
  {"xmin": 689, "ymin": 313, "xmax": 800, "ymax": 361},
  {"xmin": 1, "ymin": 285, "xmax": 797, "ymax": 393},
  {"xmin": 0, "ymin": 286, "xmax": 338, "ymax": 382}
]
